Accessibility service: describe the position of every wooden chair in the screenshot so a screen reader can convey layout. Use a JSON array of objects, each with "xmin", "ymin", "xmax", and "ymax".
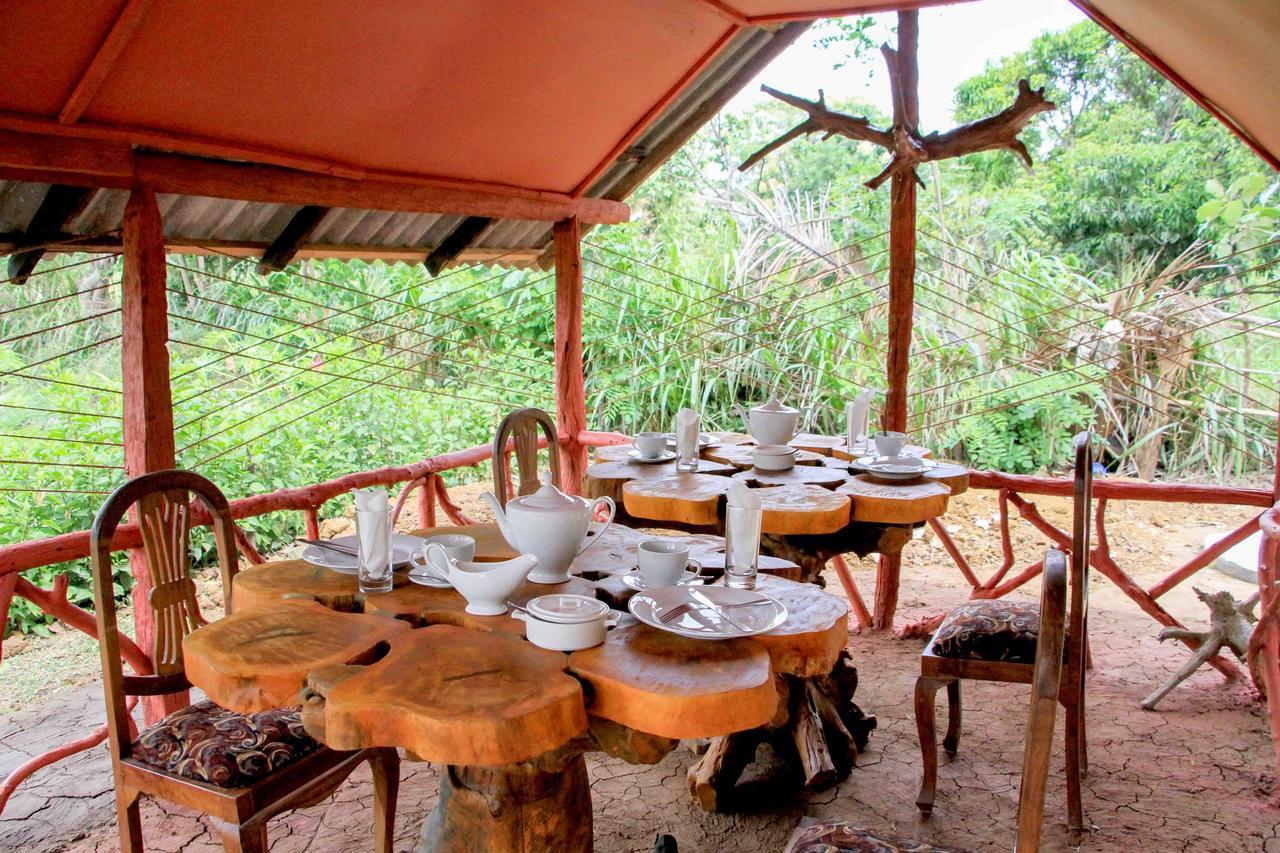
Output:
[
  {"xmin": 90, "ymin": 469, "xmax": 399, "ymax": 853},
  {"xmin": 492, "ymin": 406, "xmax": 561, "ymax": 506},
  {"xmin": 915, "ymin": 431, "xmax": 1092, "ymax": 830},
  {"xmin": 787, "ymin": 548, "xmax": 1070, "ymax": 853}
]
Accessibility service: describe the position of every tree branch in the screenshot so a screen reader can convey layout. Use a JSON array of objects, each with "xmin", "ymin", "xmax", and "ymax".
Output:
[
  {"xmin": 738, "ymin": 86, "xmax": 892, "ymax": 172},
  {"xmin": 921, "ymin": 79, "xmax": 1055, "ymax": 165}
]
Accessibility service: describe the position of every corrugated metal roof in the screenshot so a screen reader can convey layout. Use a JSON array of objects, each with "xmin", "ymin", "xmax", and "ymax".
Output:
[{"xmin": 0, "ymin": 23, "xmax": 808, "ymax": 275}]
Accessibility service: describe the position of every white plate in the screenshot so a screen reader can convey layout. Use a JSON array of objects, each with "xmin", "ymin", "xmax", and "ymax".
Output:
[
  {"xmin": 664, "ymin": 432, "xmax": 716, "ymax": 449},
  {"xmin": 628, "ymin": 585, "xmax": 787, "ymax": 639},
  {"xmin": 302, "ymin": 534, "xmax": 427, "ymax": 574},
  {"xmin": 621, "ymin": 568, "xmax": 707, "ymax": 591},
  {"xmin": 628, "ymin": 449, "xmax": 678, "ymax": 464},
  {"xmin": 854, "ymin": 455, "xmax": 936, "ymax": 480}
]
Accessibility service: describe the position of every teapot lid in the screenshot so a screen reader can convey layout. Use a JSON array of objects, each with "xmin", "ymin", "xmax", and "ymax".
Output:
[
  {"xmin": 753, "ymin": 395, "xmax": 798, "ymax": 414},
  {"xmin": 508, "ymin": 472, "xmax": 582, "ymax": 512}
]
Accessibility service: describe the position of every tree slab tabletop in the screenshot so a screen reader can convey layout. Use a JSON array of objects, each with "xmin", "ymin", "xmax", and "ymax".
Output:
[
  {"xmin": 923, "ymin": 462, "xmax": 969, "ymax": 496},
  {"xmin": 757, "ymin": 485, "xmax": 852, "ymax": 535},
  {"xmin": 230, "ymin": 523, "xmax": 517, "ymax": 612},
  {"xmin": 364, "ymin": 576, "xmax": 598, "ymax": 632},
  {"xmin": 183, "ymin": 598, "xmax": 409, "ymax": 713},
  {"xmin": 303, "ymin": 625, "xmax": 588, "ymax": 767},
  {"xmin": 748, "ymin": 575, "xmax": 850, "ymax": 677},
  {"xmin": 622, "ymin": 474, "xmax": 731, "ymax": 527},
  {"xmin": 568, "ymin": 622, "xmax": 776, "ymax": 740},
  {"xmin": 732, "ymin": 465, "xmax": 851, "ymax": 488},
  {"xmin": 837, "ymin": 476, "xmax": 950, "ymax": 524}
]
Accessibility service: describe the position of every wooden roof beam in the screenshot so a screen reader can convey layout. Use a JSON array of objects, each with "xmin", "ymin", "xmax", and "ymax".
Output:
[
  {"xmin": 424, "ymin": 216, "xmax": 493, "ymax": 276},
  {"xmin": 58, "ymin": 0, "xmax": 156, "ymax": 124},
  {"xmin": 256, "ymin": 205, "xmax": 329, "ymax": 274},
  {"xmin": 6, "ymin": 185, "xmax": 96, "ymax": 284},
  {"xmin": 0, "ymin": 130, "xmax": 630, "ymax": 224}
]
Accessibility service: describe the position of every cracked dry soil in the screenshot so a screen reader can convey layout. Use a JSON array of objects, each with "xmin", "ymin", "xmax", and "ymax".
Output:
[{"xmin": 2, "ymin": 486, "xmax": 1279, "ymax": 851}]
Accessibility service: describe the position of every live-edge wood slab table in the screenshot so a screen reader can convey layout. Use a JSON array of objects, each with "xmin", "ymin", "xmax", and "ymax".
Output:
[{"xmin": 184, "ymin": 523, "xmax": 868, "ymax": 851}]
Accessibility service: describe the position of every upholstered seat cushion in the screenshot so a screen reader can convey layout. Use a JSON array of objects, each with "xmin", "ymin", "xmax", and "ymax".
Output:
[
  {"xmin": 785, "ymin": 819, "xmax": 967, "ymax": 852},
  {"xmin": 131, "ymin": 699, "xmax": 319, "ymax": 788},
  {"xmin": 930, "ymin": 600, "xmax": 1041, "ymax": 663}
]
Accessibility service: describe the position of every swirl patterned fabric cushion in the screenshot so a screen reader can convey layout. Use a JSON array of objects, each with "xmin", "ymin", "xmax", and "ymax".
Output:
[
  {"xmin": 930, "ymin": 600, "xmax": 1041, "ymax": 663},
  {"xmin": 131, "ymin": 700, "xmax": 318, "ymax": 788},
  {"xmin": 785, "ymin": 819, "xmax": 967, "ymax": 852}
]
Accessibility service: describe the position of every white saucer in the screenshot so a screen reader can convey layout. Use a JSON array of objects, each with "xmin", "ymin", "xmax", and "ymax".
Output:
[
  {"xmin": 628, "ymin": 449, "xmax": 678, "ymax": 464},
  {"xmin": 622, "ymin": 567, "xmax": 707, "ymax": 591},
  {"xmin": 406, "ymin": 568, "xmax": 452, "ymax": 588},
  {"xmin": 854, "ymin": 455, "xmax": 936, "ymax": 480}
]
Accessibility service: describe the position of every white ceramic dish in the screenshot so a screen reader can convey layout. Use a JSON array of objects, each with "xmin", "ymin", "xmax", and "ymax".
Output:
[
  {"xmin": 752, "ymin": 444, "xmax": 797, "ymax": 471},
  {"xmin": 515, "ymin": 594, "xmax": 620, "ymax": 650},
  {"xmin": 302, "ymin": 534, "xmax": 427, "ymax": 574},
  {"xmin": 628, "ymin": 585, "xmax": 787, "ymax": 639},
  {"xmin": 437, "ymin": 552, "xmax": 538, "ymax": 616},
  {"xmin": 622, "ymin": 568, "xmax": 707, "ymax": 591},
  {"xmin": 484, "ymin": 473, "xmax": 615, "ymax": 585},
  {"xmin": 627, "ymin": 449, "xmax": 678, "ymax": 464}
]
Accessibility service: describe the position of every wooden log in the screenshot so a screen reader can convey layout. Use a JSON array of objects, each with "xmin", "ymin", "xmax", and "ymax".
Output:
[
  {"xmin": 966, "ymin": 470, "xmax": 1273, "ymax": 507},
  {"xmin": 873, "ymin": 552, "xmax": 901, "ymax": 632},
  {"xmin": 306, "ymin": 625, "xmax": 588, "ymax": 766},
  {"xmin": 757, "ymin": 485, "xmax": 851, "ymax": 535},
  {"xmin": 554, "ymin": 218, "xmax": 589, "ymax": 494},
  {"xmin": 622, "ymin": 474, "xmax": 731, "ymax": 527},
  {"xmin": 121, "ymin": 185, "xmax": 181, "ymax": 723},
  {"xmin": 883, "ymin": 171, "xmax": 916, "ymax": 434},
  {"xmin": 747, "ymin": 575, "xmax": 848, "ymax": 677},
  {"xmin": 788, "ymin": 677, "xmax": 837, "ymax": 789},
  {"xmin": 685, "ymin": 732, "xmax": 762, "ymax": 812},
  {"xmin": 838, "ymin": 475, "xmax": 949, "ymax": 524},
  {"xmin": 567, "ymin": 622, "xmax": 776, "ymax": 740},
  {"xmin": 731, "ymin": 465, "xmax": 851, "ymax": 489},
  {"xmin": 588, "ymin": 717, "xmax": 679, "ymax": 765},
  {"xmin": 183, "ymin": 598, "xmax": 409, "ymax": 713}
]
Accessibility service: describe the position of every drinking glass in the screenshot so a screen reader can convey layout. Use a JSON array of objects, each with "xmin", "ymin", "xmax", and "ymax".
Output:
[
  {"xmin": 724, "ymin": 503, "xmax": 761, "ymax": 589},
  {"xmin": 356, "ymin": 507, "xmax": 394, "ymax": 594}
]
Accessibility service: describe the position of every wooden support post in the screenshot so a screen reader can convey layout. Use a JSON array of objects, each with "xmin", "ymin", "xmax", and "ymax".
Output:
[
  {"xmin": 121, "ymin": 185, "xmax": 183, "ymax": 722},
  {"xmin": 554, "ymin": 218, "xmax": 588, "ymax": 495}
]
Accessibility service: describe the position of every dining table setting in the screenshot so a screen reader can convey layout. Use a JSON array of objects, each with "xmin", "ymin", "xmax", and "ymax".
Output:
[{"xmin": 178, "ymin": 434, "xmax": 877, "ymax": 852}]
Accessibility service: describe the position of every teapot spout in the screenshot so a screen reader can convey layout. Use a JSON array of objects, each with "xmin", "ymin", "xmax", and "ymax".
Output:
[
  {"xmin": 481, "ymin": 492, "xmax": 516, "ymax": 548},
  {"xmin": 732, "ymin": 403, "xmax": 749, "ymax": 432}
]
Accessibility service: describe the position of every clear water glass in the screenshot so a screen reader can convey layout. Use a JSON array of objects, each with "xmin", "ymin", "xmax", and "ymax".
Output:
[
  {"xmin": 676, "ymin": 440, "xmax": 699, "ymax": 472},
  {"xmin": 356, "ymin": 507, "xmax": 394, "ymax": 595},
  {"xmin": 724, "ymin": 504, "xmax": 761, "ymax": 590}
]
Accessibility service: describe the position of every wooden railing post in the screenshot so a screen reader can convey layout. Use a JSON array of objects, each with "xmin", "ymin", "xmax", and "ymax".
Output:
[
  {"xmin": 554, "ymin": 217, "xmax": 588, "ymax": 494},
  {"xmin": 122, "ymin": 185, "xmax": 185, "ymax": 721}
]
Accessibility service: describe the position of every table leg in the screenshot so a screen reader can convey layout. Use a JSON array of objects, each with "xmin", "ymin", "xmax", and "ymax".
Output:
[
  {"xmin": 418, "ymin": 745, "xmax": 593, "ymax": 853},
  {"xmin": 873, "ymin": 552, "xmax": 900, "ymax": 631}
]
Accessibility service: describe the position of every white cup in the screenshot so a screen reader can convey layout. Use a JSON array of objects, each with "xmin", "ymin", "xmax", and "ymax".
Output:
[
  {"xmin": 633, "ymin": 431, "xmax": 668, "ymax": 459},
  {"xmin": 421, "ymin": 533, "xmax": 475, "ymax": 562},
  {"xmin": 873, "ymin": 430, "xmax": 907, "ymax": 458},
  {"xmin": 638, "ymin": 539, "xmax": 703, "ymax": 587}
]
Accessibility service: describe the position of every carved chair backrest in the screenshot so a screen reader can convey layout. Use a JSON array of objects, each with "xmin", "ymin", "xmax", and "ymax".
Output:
[
  {"xmin": 1067, "ymin": 431, "xmax": 1093, "ymax": 683},
  {"xmin": 90, "ymin": 469, "xmax": 240, "ymax": 760},
  {"xmin": 492, "ymin": 407, "xmax": 561, "ymax": 507}
]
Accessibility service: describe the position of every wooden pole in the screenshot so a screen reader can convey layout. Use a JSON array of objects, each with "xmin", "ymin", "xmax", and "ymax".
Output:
[
  {"xmin": 554, "ymin": 218, "xmax": 588, "ymax": 494},
  {"xmin": 121, "ymin": 185, "xmax": 183, "ymax": 721}
]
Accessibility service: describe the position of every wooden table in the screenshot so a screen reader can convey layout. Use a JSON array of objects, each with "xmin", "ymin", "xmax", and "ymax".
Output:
[
  {"xmin": 586, "ymin": 432, "xmax": 967, "ymax": 630},
  {"xmin": 184, "ymin": 523, "xmax": 872, "ymax": 851}
]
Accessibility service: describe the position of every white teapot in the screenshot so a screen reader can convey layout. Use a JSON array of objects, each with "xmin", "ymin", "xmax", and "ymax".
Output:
[
  {"xmin": 733, "ymin": 396, "xmax": 803, "ymax": 446},
  {"xmin": 482, "ymin": 473, "xmax": 615, "ymax": 584}
]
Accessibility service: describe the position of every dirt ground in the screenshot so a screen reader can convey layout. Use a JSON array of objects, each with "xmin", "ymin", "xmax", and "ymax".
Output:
[{"xmin": 2, "ymin": 483, "xmax": 1278, "ymax": 852}]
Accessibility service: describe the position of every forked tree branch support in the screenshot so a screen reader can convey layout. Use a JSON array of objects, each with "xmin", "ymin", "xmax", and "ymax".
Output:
[{"xmin": 739, "ymin": 79, "xmax": 1055, "ymax": 189}]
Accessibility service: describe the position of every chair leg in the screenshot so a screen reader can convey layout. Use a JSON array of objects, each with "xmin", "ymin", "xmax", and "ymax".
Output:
[
  {"xmin": 114, "ymin": 787, "xmax": 144, "ymax": 853},
  {"xmin": 943, "ymin": 679, "xmax": 962, "ymax": 756},
  {"xmin": 915, "ymin": 675, "xmax": 946, "ymax": 813},
  {"xmin": 214, "ymin": 819, "xmax": 268, "ymax": 853},
  {"xmin": 1062, "ymin": 688, "xmax": 1085, "ymax": 831},
  {"xmin": 369, "ymin": 747, "xmax": 400, "ymax": 853}
]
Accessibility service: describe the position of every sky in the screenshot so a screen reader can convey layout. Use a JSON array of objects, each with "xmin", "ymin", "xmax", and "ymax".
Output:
[{"xmin": 726, "ymin": 0, "xmax": 1086, "ymax": 131}]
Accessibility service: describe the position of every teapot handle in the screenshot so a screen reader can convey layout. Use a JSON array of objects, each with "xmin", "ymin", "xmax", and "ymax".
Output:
[{"xmin": 578, "ymin": 496, "xmax": 616, "ymax": 555}]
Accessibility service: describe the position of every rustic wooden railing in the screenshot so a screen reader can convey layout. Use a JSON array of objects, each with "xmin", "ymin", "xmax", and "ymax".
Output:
[{"xmin": 0, "ymin": 428, "xmax": 629, "ymax": 815}]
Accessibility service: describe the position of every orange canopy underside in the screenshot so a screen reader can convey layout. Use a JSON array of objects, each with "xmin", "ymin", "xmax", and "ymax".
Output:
[{"xmin": 0, "ymin": 0, "xmax": 1273, "ymax": 240}]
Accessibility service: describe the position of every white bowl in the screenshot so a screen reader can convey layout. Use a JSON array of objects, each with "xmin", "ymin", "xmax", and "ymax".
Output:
[
  {"xmin": 514, "ymin": 594, "xmax": 619, "ymax": 650},
  {"xmin": 752, "ymin": 444, "xmax": 797, "ymax": 471}
]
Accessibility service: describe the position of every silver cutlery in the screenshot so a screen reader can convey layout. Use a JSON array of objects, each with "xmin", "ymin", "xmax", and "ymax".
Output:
[
  {"xmin": 656, "ymin": 595, "xmax": 770, "ymax": 626},
  {"xmin": 298, "ymin": 538, "xmax": 357, "ymax": 557},
  {"xmin": 689, "ymin": 588, "xmax": 750, "ymax": 632}
]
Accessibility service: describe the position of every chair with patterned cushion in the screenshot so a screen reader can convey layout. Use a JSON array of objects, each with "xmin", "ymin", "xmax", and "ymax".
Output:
[
  {"xmin": 789, "ymin": 549, "xmax": 1070, "ymax": 853},
  {"xmin": 914, "ymin": 431, "xmax": 1092, "ymax": 832},
  {"xmin": 90, "ymin": 469, "xmax": 399, "ymax": 853},
  {"xmin": 492, "ymin": 406, "xmax": 562, "ymax": 506}
]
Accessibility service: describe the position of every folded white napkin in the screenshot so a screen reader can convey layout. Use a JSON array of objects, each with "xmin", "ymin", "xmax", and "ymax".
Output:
[
  {"xmin": 354, "ymin": 489, "xmax": 391, "ymax": 575},
  {"xmin": 846, "ymin": 391, "xmax": 874, "ymax": 448},
  {"xmin": 726, "ymin": 482, "xmax": 762, "ymax": 571},
  {"xmin": 676, "ymin": 407, "xmax": 701, "ymax": 459}
]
